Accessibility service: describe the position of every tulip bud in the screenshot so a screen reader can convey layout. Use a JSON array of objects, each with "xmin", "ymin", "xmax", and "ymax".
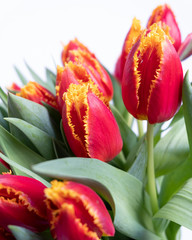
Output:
[
  {"xmin": 60, "ymin": 39, "xmax": 113, "ymax": 101},
  {"xmin": 147, "ymin": 4, "xmax": 181, "ymax": 51},
  {"xmin": 45, "ymin": 180, "xmax": 115, "ymax": 240},
  {"xmin": 62, "ymin": 38, "xmax": 95, "ymax": 64},
  {"xmin": 122, "ymin": 24, "xmax": 183, "ymax": 124},
  {"xmin": 0, "ymin": 175, "xmax": 49, "ymax": 237},
  {"xmin": 114, "ymin": 18, "xmax": 143, "ymax": 83},
  {"xmin": 62, "ymin": 82, "xmax": 122, "ymax": 162},
  {"xmin": 17, "ymin": 81, "xmax": 58, "ymax": 109}
]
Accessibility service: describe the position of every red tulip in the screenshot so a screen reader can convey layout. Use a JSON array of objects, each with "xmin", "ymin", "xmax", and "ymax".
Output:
[
  {"xmin": 114, "ymin": 18, "xmax": 143, "ymax": 83},
  {"xmin": 122, "ymin": 24, "xmax": 183, "ymax": 124},
  {"xmin": 0, "ymin": 175, "xmax": 49, "ymax": 238},
  {"xmin": 62, "ymin": 38, "xmax": 95, "ymax": 64},
  {"xmin": 60, "ymin": 39, "xmax": 113, "ymax": 101},
  {"xmin": 62, "ymin": 82, "xmax": 122, "ymax": 162},
  {"xmin": 147, "ymin": 4, "xmax": 181, "ymax": 51},
  {"xmin": 45, "ymin": 180, "xmax": 115, "ymax": 240},
  {"xmin": 16, "ymin": 81, "xmax": 58, "ymax": 109}
]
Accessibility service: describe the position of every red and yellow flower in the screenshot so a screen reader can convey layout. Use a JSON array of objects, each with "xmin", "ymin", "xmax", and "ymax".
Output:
[
  {"xmin": 58, "ymin": 39, "xmax": 113, "ymax": 108},
  {"xmin": 147, "ymin": 4, "xmax": 181, "ymax": 51},
  {"xmin": 114, "ymin": 18, "xmax": 143, "ymax": 83},
  {"xmin": 17, "ymin": 81, "xmax": 58, "ymax": 109},
  {"xmin": 45, "ymin": 180, "xmax": 115, "ymax": 240},
  {"xmin": 62, "ymin": 82, "xmax": 122, "ymax": 162},
  {"xmin": 122, "ymin": 24, "xmax": 183, "ymax": 124},
  {"xmin": 0, "ymin": 175, "xmax": 49, "ymax": 238}
]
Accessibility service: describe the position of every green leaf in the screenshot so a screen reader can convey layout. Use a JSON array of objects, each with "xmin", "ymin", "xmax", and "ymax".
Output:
[
  {"xmin": 46, "ymin": 68, "xmax": 56, "ymax": 86},
  {"xmin": 8, "ymin": 93, "xmax": 56, "ymax": 137},
  {"xmin": 182, "ymin": 71, "xmax": 192, "ymax": 153},
  {"xmin": 154, "ymin": 118, "xmax": 189, "ymax": 177},
  {"xmin": 159, "ymin": 156, "xmax": 192, "ymax": 207},
  {"xmin": 155, "ymin": 178, "xmax": 192, "ymax": 231},
  {"xmin": 0, "ymin": 87, "xmax": 8, "ymax": 106},
  {"xmin": 25, "ymin": 62, "xmax": 55, "ymax": 94},
  {"xmin": 128, "ymin": 138, "xmax": 147, "ymax": 182},
  {"xmin": 165, "ymin": 222, "xmax": 181, "ymax": 240},
  {"xmin": 0, "ymin": 105, "xmax": 9, "ymax": 130},
  {"xmin": 169, "ymin": 106, "xmax": 183, "ymax": 127},
  {"xmin": 14, "ymin": 66, "xmax": 28, "ymax": 85},
  {"xmin": 0, "ymin": 125, "xmax": 46, "ymax": 176},
  {"xmin": 9, "ymin": 226, "xmax": 53, "ymax": 240},
  {"xmin": 110, "ymin": 104, "xmax": 137, "ymax": 157},
  {"xmin": 104, "ymin": 67, "xmax": 127, "ymax": 118},
  {"xmin": 5, "ymin": 118, "xmax": 56, "ymax": 159},
  {"xmin": 33, "ymin": 158, "xmax": 160, "ymax": 240},
  {"xmin": 0, "ymin": 153, "xmax": 50, "ymax": 187}
]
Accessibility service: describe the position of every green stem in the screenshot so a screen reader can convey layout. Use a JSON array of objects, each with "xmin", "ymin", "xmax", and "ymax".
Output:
[
  {"xmin": 147, "ymin": 122, "xmax": 159, "ymax": 214},
  {"xmin": 137, "ymin": 120, "xmax": 144, "ymax": 138},
  {"xmin": 127, "ymin": 113, "xmax": 134, "ymax": 128}
]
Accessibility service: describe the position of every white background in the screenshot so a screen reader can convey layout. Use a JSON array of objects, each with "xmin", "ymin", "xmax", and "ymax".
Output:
[{"xmin": 0, "ymin": 0, "xmax": 192, "ymax": 239}]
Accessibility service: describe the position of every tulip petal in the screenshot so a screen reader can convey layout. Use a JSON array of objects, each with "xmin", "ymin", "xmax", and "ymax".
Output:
[
  {"xmin": 86, "ymin": 92, "xmax": 123, "ymax": 162},
  {"xmin": 45, "ymin": 181, "xmax": 115, "ymax": 240},
  {"xmin": 178, "ymin": 33, "xmax": 192, "ymax": 61},
  {"xmin": 147, "ymin": 4, "xmax": 181, "ymax": 51},
  {"xmin": 0, "ymin": 175, "xmax": 48, "ymax": 233}
]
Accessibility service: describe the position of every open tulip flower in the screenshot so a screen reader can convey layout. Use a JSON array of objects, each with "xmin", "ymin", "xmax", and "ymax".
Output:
[
  {"xmin": 17, "ymin": 81, "xmax": 58, "ymax": 110},
  {"xmin": 45, "ymin": 180, "xmax": 115, "ymax": 240},
  {"xmin": 0, "ymin": 175, "xmax": 49, "ymax": 237},
  {"xmin": 62, "ymin": 82, "xmax": 122, "ymax": 162},
  {"xmin": 122, "ymin": 23, "xmax": 183, "ymax": 124}
]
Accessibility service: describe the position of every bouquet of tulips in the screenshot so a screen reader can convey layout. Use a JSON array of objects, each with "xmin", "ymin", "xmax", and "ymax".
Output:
[{"xmin": 0, "ymin": 4, "xmax": 192, "ymax": 240}]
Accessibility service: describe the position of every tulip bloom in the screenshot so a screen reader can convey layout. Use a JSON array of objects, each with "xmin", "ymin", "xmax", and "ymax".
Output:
[
  {"xmin": 122, "ymin": 24, "xmax": 183, "ymax": 124},
  {"xmin": 62, "ymin": 83, "xmax": 122, "ymax": 162},
  {"xmin": 114, "ymin": 18, "xmax": 143, "ymax": 83},
  {"xmin": 147, "ymin": 4, "xmax": 181, "ymax": 51},
  {"xmin": 45, "ymin": 180, "xmax": 115, "ymax": 240},
  {"xmin": 17, "ymin": 81, "xmax": 58, "ymax": 109},
  {"xmin": 0, "ymin": 175, "xmax": 49, "ymax": 238},
  {"xmin": 60, "ymin": 39, "xmax": 113, "ymax": 101}
]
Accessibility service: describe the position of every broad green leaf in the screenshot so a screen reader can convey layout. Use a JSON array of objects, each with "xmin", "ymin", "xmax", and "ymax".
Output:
[
  {"xmin": 154, "ymin": 118, "xmax": 189, "ymax": 177},
  {"xmin": 14, "ymin": 66, "xmax": 28, "ymax": 85},
  {"xmin": 110, "ymin": 104, "xmax": 137, "ymax": 157},
  {"xmin": 159, "ymin": 156, "xmax": 192, "ymax": 207},
  {"xmin": 0, "ymin": 153, "xmax": 50, "ymax": 187},
  {"xmin": 155, "ymin": 178, "xmax": 192, "ymax": 231},
  {"xmin": 0, "ymin": 87, "xmax": 8, "ymax": 106},
  {"xmin": 33, "ymin": 158, "xmax": 160, "ymax": 240},
  {"xmin": 25, "ymin": 62, "xmax": 55, "ymax": 94},
  {"xmin": 0, "ymin": 125, "xmax": 46, "ymax": 175},
  {"xmin": 5, "ymin": 118, "xmax": 56, "ymax": 159},
  {"xmin": 182, "ymin": 71, "xmax": 192, "ymax": 153},
  {"xmin": 9, "ymin": 226, "xmax": 53, "ymax": 240},
  {"xmin": 128, "ymin": 138, "xmax": 147, "ymax": 182},
  {"xmin": 8, "ymin": 93, "xmax": 56, "ymax": 137}
]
